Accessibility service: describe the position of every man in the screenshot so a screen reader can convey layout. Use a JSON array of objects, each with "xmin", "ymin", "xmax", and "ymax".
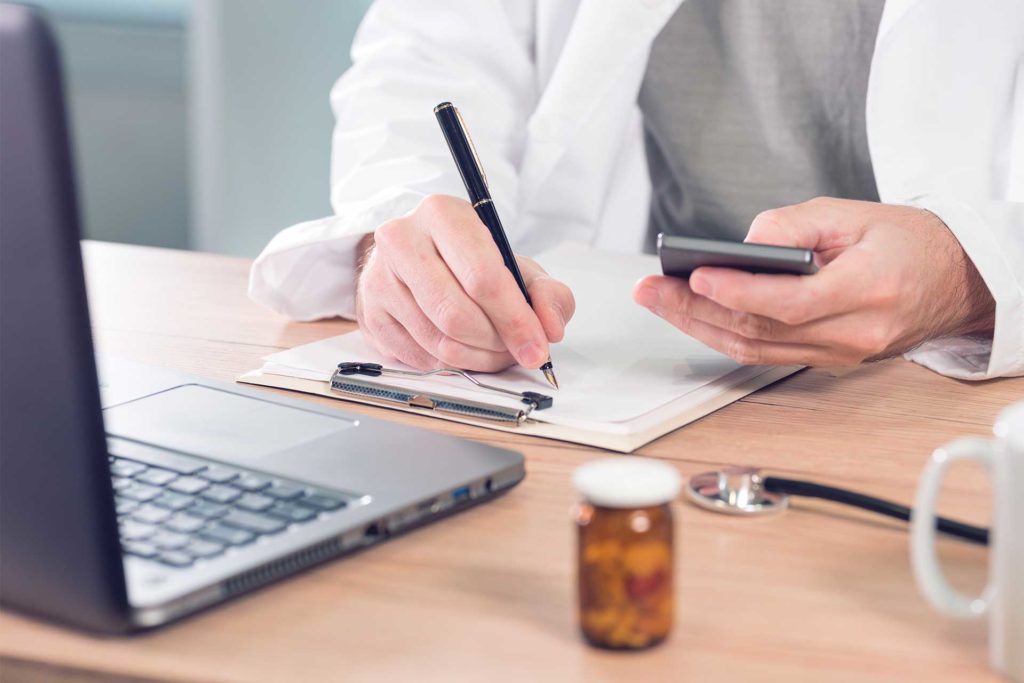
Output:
[{"xmin": 250, "ymin": 0, "xmax": 1023, "ymax": 380}]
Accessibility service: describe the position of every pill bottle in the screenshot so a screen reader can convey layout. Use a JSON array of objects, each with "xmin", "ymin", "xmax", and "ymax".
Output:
[{"xmin": 572, "ymin": 457, "xmax": 681, "ymax": 650}]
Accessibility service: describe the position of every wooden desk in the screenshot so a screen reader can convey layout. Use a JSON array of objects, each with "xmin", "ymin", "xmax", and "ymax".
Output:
[{"xmin": 1, "ymin": 241, "xmax": 1019, "ymax": 682}]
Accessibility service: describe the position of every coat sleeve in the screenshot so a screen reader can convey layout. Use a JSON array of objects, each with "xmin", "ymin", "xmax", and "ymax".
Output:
[{"xmin": 249, "ymin": 0, "xmax": 537, "ymax": 321}]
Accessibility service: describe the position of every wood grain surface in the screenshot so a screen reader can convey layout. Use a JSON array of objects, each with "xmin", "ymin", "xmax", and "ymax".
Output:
[{"xmin": 1, "ymin": 241, "xmax": 1019, "ymax": 683}]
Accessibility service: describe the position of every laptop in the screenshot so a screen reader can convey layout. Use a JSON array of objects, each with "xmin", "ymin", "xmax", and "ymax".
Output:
[{"xmin": 0, "ymin": 4, "xmax": 525, "ymax": 633}]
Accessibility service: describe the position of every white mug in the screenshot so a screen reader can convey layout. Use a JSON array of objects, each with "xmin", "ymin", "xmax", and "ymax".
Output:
[{"xmin": 911, "ymin": 402, "xmax": 1024, "ymax": 680}]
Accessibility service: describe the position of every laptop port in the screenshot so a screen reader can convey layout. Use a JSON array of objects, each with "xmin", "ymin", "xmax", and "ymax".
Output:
[{"xmin": 452, "ymin": 486, "xmax": 471, "ymax": 503}]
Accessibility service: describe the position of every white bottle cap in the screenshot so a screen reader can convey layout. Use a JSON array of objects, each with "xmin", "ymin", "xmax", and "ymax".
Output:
[{"xmin": 572, "ymin": 456, "xmax": 682, "ymax": 508}]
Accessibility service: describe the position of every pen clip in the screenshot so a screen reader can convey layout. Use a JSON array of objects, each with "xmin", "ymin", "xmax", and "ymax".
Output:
[{"xmin": 453, "ymin": 105, "xmax": 488, "ymax": 191}]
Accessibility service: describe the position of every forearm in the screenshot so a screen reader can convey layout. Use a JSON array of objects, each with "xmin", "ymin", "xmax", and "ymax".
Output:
[
  {"xmin": 930, "ymin": 211, "xmax": 995, "ymax": 340},
  {"xmin": 904, "ymin": 195, "xmax": 1024, "ymax": 379}
]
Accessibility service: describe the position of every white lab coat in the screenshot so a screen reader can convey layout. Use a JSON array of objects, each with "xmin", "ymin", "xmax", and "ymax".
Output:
[{"xmin": 250, "ymin": 0, "xmax": 1024, "ymax": 380}]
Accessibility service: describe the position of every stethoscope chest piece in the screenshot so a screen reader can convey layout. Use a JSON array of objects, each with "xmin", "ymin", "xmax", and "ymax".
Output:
[{"xmin": 685, "ymin": 467, "xmax": 789, "ymax": 515}]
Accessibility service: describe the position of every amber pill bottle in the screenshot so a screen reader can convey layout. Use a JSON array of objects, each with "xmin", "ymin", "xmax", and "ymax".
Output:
[{"xmin": 572, "ymin": 457, "xmax": 682, "ymax": 650}]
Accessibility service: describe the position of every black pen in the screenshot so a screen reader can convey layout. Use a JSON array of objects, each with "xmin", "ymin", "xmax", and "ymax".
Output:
[{"xmin": 434, "ymin": 101, "xmax": 559, "ymax": 389}]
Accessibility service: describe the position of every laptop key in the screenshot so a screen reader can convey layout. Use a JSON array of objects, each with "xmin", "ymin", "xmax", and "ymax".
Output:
[
  {"xmin": 120, "ymin": 483, "xmax": 162, "ymax": 502},
  {"xmin": 266, "ymin": 502, "xmax": 317, "ymax": 524},
  {"xmin": 234, "ymin": 474, "xmax": 272, "ymax": 492},
  {"xmin": 200, "ymin": 522, "xmax": 255, "ymax": 547},
  {"xmin": 168, "ymin": 476, "xmax": 210, "ymax": 495},
  {"xmin": 157, "ymin": 550, "xmax": 194, "ymax": 568},
  {"xmin": 297, "ymin": 493, "xmax": 347, "ymax": 511},
  {"xmin": 153, "ymin": 491, "xmax": 195, "ymax": 511},
  {"xmin": 185, "ymin": 539, "xmax": 224, "ymax": 559},
  {"xmin": 120, "ymin": 520, "xmax": 157, "ymax": 540},
  {"xmin": 134, "ymin": 467, "xmax": 178, "ymax": 487},
  {"xmin": 111, "ymin": 476, "xmax": 133, "ymax": 491},
  {"xmin": 186, "ymin": 501, "xmax": 229, "ymax": 520},
  {"xmin": 236, "ymin": 493, "xmax": 274, "ymax": 513},
  {"xmin": 201, "ymin": 484, "xmax": 241, "ymax": 504},
  {"xmin": 122, "ymin": 541, "xmax": 158, "ymax": 559},
  {"xmin": 107, "ymin": 444, "xmax": 207, "ymax": 475},
  {"xmin": 110, "ymin": 459, "xmax": 146, "ymax": 478},
  {"xmin": 132, "ymin": 504, "xmax": 171, "ymax": 525},
  {"xmin": 152, "ymin": 530, "xmax": 190, "ymax": 550},
  {"xmin": 199, "ymin": 465, "xmax": 239, "ymax": 484},
  {"xmin": 221, "ymin": 509, "xmax": 287, "ymax": 535},
  {"xmin": 165, "ymin": 513, "xmax": 206, "ymax": 534},
  {"xmin": 265, "ymin": 482, "xmax": 306, "ymax": 500}
]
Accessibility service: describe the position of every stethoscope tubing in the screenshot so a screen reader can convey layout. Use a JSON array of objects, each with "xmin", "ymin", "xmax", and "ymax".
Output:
[{"xmin": 763, "ymin": 476, "xmax": 989, "ymax": 545}]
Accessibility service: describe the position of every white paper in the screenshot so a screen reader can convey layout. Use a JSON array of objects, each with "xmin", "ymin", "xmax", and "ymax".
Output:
[{"xmin": 259, "ymin": 243, "xmax": 756, "ymax": 431}]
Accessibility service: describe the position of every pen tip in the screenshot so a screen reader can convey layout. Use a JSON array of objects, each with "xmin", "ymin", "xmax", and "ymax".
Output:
[{"xmin": 543, "ymin": 366, "xmax": 559, "ymax": 390}]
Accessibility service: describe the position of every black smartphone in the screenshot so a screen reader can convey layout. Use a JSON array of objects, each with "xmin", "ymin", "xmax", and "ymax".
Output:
[{"xmin": 657, "ymin": 233, "xmax": 818, "ymax": 278}]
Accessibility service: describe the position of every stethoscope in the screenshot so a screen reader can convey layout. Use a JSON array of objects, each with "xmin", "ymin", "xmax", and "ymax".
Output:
[{"xmin": 685, "ymin": 466, "xmax": 988, "ymax": 545}]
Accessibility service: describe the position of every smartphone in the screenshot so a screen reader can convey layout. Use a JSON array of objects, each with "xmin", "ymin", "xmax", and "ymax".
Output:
[{"xmin": 657, "ymin": 233, "xmax": 818, "ymax": 278}]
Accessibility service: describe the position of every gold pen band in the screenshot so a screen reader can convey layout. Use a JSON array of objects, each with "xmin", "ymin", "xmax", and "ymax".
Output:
[{"xmin": 472, "ymin": 198, "xmax": 492, "ymax": 209}]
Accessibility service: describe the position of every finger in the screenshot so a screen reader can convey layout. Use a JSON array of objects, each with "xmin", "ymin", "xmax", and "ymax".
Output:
[
  {"xmin": 637, "ymin": 274, "xmax": 899, "ymax": 360},
  {"xmin": 635, "ymin": 274, "xmax": 793, "ymax": 341},
  {"xmin": 374, "ymin": 215, "xmax": 505, "ymax": 352},
  {"xmin": 361, "ymin": 308, "xmax": 439, "ymax": 371},
  {"xmin": 520, "ymin": 256, "xmax": 576, "ymax": 343},
  {"xmin": 745, "ymin": 197, "xmax": 871, "ymax": 252},
  {"xmin": 687, "ymin": 250, "xmax": 875, "ymax": 325},
  {"xmin": 419, "ymin": 197, "xmax": 549, "ymax": 368},
  {"xmin": 664, "ymin": 315, "xmax": 856, "ymax": 367},
  {"xmin": 382, "ymin": 268, "xmax": 516, "ymax": 372}
]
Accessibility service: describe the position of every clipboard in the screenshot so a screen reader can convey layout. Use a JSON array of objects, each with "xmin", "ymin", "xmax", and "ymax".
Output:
[{"xmin": 238, "ymin": 243, "xmax": 803, "ymax": 452}]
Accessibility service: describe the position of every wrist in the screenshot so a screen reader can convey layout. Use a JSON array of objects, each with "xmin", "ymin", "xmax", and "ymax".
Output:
[{"xmin": 930, "ymin": 212, "xmax": 995, "ymax": 339}]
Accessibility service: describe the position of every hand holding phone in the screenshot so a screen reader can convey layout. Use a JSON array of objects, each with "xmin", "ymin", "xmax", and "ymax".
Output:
[{"xmin": 657, "ymin": 234, "xmax": 818, "ymax": 278}]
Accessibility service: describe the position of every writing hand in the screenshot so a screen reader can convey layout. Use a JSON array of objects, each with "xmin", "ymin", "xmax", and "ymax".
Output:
[{"xmin": 356, "ymin": 194, "xmax": 575, "ymax": 372}]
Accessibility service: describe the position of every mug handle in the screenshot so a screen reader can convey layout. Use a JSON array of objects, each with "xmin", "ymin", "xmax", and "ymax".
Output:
[{"xmin": 911, "ymin": 437, "xmax": 994, "ymax": 618}]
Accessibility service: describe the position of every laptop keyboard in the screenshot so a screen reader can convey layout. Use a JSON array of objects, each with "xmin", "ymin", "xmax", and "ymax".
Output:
[{"xmin": 109, "ymin": 451, "xmax": 349, "ymax": 570}]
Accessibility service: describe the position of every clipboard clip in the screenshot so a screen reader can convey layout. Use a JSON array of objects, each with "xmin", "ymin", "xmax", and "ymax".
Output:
[{"xmin": 331, "ymin": 362, "xmax": 553, "ymax": 425}]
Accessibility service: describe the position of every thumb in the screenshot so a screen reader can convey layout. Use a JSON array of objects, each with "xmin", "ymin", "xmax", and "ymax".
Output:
[
  {"xmin": 518, "ymin": 256, "xmax": 576, "ymax": 343},
  {"xmin": 746, "ymin": 197, "xmax": 872, "ymax": 251},
  {"xmin": 745, "ymin": 206, "xmax": 824, "ymax": 249}
]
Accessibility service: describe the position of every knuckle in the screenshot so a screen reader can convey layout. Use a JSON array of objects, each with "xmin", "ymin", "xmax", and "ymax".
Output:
[
  {"xmin": 417, "ymin": 194, "xmax": 457, "ymax": 222},
  {"xmin": 434, "ymin": 295, "xmax": 472, "ymax": 339},
  {"xmin": 751, "ymin": 208, "xmax": 784, "ymax": 232},
  {"xmin": 434, "ymin": 336, "xmax": 471, "ymax": 368},
  {"xmin": 747, "ymin": 209, "xmax": 787, "ymax": 242},
  {"xmin": 775, "ymin": 301, "xmax": 810, "ymax": 326},
  {"xmin": 373, "ymin": 219, "xmax": 408, "ymax": 251},
  {"xmin": 735, "ymin": 313, "xmax": 774, "ymax": 340},
  {"xmin": 463, "ymin": 264, "xmax": 501, "ymax": 301},
  {"xmin": 504, "ymin": 309, "xmax": 536, "ymax": 336},
  {"xmin": 726, "ymin": 336, "xmax": 761, "ymax": 365}
]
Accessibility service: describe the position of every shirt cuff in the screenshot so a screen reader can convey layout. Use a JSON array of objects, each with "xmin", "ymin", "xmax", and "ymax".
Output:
[{"xmin": 249, "ymin": 188, "xmax": 425, "ymax": 321}]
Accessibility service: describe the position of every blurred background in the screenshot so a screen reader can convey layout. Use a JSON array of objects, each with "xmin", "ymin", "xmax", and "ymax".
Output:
[{"xmin": 34, "ymin": 0, "xmax": 373, "ymax": 256}]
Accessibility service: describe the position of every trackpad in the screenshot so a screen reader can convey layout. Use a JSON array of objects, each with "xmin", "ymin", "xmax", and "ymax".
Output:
[{"xmin": 104, "ymin": 384, "xmax": 353, "ymax": 460}]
